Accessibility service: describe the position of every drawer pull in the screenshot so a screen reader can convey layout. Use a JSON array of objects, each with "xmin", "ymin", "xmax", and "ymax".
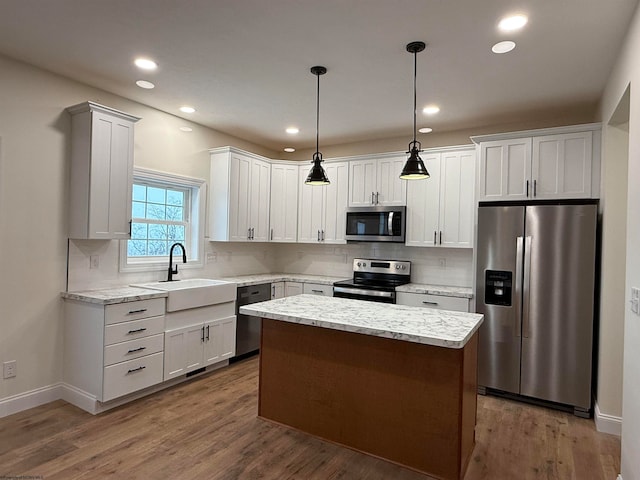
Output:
[
  {"xmin": 127, "ymin": 308, "xmax": 148, "ymax": 315},
  {"xmin": 127, "ymin": 346, "xmax": 147, "ymax": 353},
  {"xmin": 127, "ymin": 327, "xmax": 147, "ymax": 334},
  {"xmin": 422, "ymin": 301, "xmax": 439, "ymax": 306},
  {"xmin": 311, "ymin": 289, "xmax": 323, "ymax": 293},
  {"xmin": 127, "ymin": 366, "xmax": 146, "ymax": 374}
]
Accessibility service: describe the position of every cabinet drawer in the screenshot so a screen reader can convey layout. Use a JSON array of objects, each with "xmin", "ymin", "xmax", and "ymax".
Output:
[
  {"xmin": 396, "ymin": 292, "xmax": 469, "ymax": 312},
  {"xmin": 104, "ymin": 333, "xmax": 164, "ymax": 367},
  {"xmin": 104, "ymin": 315, "xmax": 165, "ymax": 345},
  {"xmin": 102, "ymin": 352, "xmax": 164, "ymax": 402},
  {"xmin": 303, "ymin": 283, "xmax": 333, "ymax": 296},
  {"xmin": 105, "ymin": 298, "xmax": 165, "ymax": 325}
]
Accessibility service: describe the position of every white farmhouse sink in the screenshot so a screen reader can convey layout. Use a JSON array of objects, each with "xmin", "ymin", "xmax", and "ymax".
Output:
[{"xmin": 133, "ymin": 278, "xmax": 236, "ymax": 312}]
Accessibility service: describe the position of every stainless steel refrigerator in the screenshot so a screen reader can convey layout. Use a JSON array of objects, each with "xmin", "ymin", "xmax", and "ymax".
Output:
[{"xmin": 475, "ymin": 202, "xmax": 597, "ymax": 417}]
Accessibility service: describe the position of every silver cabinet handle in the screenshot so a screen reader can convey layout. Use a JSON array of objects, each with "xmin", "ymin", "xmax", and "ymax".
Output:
[
  {"xmin": 371, "ymin": 192, "xmax": 375, "ymax": 205},
  {"xmin": 127, "ymin": 346, "xmax": 146, "ymax": 353},
  {"xmin": 533, "ymin": 179, "xmax": 537, "ymax": 197},
  {"xmin": 439, "ymin": 231, "xmax": 442, "ymax": 245},
  {"xmin": 321, "ymin": 230, "xmax": 325, "ymax": 241},
  {"xmin": 270, "ymin": 228, "xmax": 273, "ymax": 241},
  {"xmin": 422, "ymin": 301, "xmax": 438, "ymax": 306},
  {"xmin": 127, "ymin": 366, "xmax": 146, "ymax": 374},
  {"xmin": 272, "ymin": 285, "xmax": 276, "ymax": 298},
  {"xmin": 201, "ymin": 325, "xmax": 205, "ymax": 342},
  {"xmin": 317, "ymin": 230, "xmax": 320, "ymax": 242},
  {"xmin": 127, "ymin": 328, "xmax": 147, "ymax": 334},
  {"xmin": 515, "ymin": 236, "xmax": 524, "ymax": 338},
  {"xmin": 433, "ymin": 231, "xmax": 437, "ymax": 245},
  {"xmin": 526, "ymin": 180, "xmax": 530, "ymax": 197},
  {"xmin": 247, "ymin": 228, "xmax": 251, "ymax": 239},
  {"xmin": 127, "ymin": 308, "xmax": 147, "ymax": 315},
  {"xmin": 376, "ymin": 192, "xmax": 379, "ymax": 204},
  {"xmin": 311, "ymin": 289, "xmax": 323, "ymax": 293},
  {"xmin": 522, "ymin": 236, "xmax": 533, "ymax": 338},
  {"xmin": 206, "ymin": 324, "xmax": 210, "ymax": 341}
]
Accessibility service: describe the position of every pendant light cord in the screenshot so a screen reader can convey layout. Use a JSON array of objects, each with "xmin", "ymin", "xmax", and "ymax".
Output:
[
  {"xmin": 316, "ymin": 71, "xmax": 320, "ymax": 157},
  {"xmin": 412, "ymin": 48, "xmax": 417, "ymax": 145}
]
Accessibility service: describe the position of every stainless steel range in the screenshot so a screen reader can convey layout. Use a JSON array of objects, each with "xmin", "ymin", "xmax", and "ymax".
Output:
[{"xmin": 333, "ymin": 259, "xmax": 411, "ymax": 303}]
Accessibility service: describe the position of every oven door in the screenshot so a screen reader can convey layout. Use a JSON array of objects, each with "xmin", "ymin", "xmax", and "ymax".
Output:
[
  {"xmin": 333, "ymin": 285, "xmax": 396, "ymax": 304},
  {"xmin": 345, "ymin": 206, "xmax": 406, "ymax": 242}
]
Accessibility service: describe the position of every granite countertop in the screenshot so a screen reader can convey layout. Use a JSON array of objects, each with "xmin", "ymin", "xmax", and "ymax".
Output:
[
  {"xmin": 220, "ymin": 273, "xmax": 348, "ymax": 287},
  {"xmin": 240, "ymin": 294, "xmax": 483, "ymax": 349},
  {"xmin": 61, "ymin": 287, "xmax": 168, "ymax": 305},
  {"xmin": 396, "ymin": 284, "xmax": 473, "ymax": 299}
]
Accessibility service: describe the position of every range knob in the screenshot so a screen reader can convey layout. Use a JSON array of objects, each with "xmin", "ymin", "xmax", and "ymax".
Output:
[
  {"xmin": 401, "ymin": 265, "xmax": 407, "ymax": 270},
  {"xmin": 362, "ymin": 262, "xmax": 367, "ymax": 267},
  {"xmin": 396, "ymin": 265, "xmax": 401, "ymax": 269},
  {"xmin": 357, "ymin": 262, "xmax": 362, "ymax": 267}
]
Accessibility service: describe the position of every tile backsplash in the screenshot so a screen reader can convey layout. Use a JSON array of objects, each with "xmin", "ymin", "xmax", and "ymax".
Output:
[{"xmin": 67, "ymin": 239, "xmax": 473, "ymax": 291}]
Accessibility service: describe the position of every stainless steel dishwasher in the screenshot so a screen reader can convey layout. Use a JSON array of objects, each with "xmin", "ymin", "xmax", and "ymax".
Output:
[{"xmin": 235, "ymin": 283, "xmax": 271, "ymax": 357}]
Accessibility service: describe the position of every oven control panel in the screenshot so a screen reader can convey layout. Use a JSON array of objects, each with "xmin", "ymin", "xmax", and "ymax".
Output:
[{"xmin": 353, "ymin": 258, "xmax": 410, "ymax": 276}]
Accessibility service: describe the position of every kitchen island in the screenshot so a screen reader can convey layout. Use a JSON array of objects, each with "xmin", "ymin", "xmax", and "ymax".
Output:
[{"xmin": 240, "ymin": 294, "xmax": 484, "ymax": 480}]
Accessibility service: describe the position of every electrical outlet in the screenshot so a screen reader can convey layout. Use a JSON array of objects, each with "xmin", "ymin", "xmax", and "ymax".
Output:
[
  {"xmin": 90, "ymin": 255, "xmax": 100, "ymax": 269},
  {"xmin": 438, "ymin": 258, "xmax": 446, "ymax": 268},
  {"xmin": 3, "ymin": 360, "xmax": 16, "ymax": 379},
  {"xmin": 631, "ymin": 287, "xmax": 640, "ymax": 315},
  {"xmin": 206, "ymin": 252, "xmax": 217, "ymax": 263}
]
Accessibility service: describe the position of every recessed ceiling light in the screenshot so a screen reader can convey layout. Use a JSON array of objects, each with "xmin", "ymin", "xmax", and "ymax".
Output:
[
  {"xmin": 422, "ymin": 105, "xmax": 440, "ymax": 115},
  {"xmin": 492, "ymin": 41, "xmax": 516, "ymax": 54},
  {"xmin": 135, "ymin": 80, "xmax": 155, "ymax": 89},
  {"xmin": 284, "ymin": 147, "xmax": 296, "ymax": 153},
  {"xmin": 179, "ymin": 127, "xmax": 193, "ymax": 132},
  {"xmin": 286, "ymin": 127, "xmax": 299, "ymax": 135},
  {"xmin": 419, "ymin": 127, "xmax": 433, "ymax": 134},
  {"xmin": 179, "ymin": 106, "xmax": 196, "ymax": 113},
  {"xmin": 134, "ymin": 58, "xmax": 157, "ymax": 70},
  {"xmin": 499, "ymin": 14, "xmax": 528, "ymax": 32}
]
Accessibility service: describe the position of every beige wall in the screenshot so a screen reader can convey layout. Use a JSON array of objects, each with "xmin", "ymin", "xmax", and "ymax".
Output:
[
  {"xmin": 0, "ymin": 53, "xmax": 276, "ymax": 403},
  {"xmin": 599, "ymin": 0, "xmax": 640, "ymax": 477}
]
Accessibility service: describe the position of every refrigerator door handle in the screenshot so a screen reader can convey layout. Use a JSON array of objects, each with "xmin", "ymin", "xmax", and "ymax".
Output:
[
  {"xmin": 515, "ymin": 236, "xmax": 524, "ymax": 338},
  {"xmin": 522, "ymin": 236, "xmax": 533, "ymax": 338}
]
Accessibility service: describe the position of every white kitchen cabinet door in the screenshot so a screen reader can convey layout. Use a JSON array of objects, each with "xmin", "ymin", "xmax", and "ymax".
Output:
[
  {"xmin": 405, "ymin": 153, "xmax": 441, "ymax": 247},
  {"xmin": 297, "ymin": 169, "xmax": 326, "ymax": 243},
  {"xmin": 348, "ymin": 159, "xmax": 377, "ymax": 206},
  {"xmin": 203, "ymin": 315, "xmax": 236, "ymax": 365},
  {"xmin": 67, "ymin": 102, "xmax": 140, "ymax": 239},
  {"xmin": 270, "ymin": 164, "xmax": 299, "ymax": 242},
  {"xmin": 250, "ymin": 158, "xmax": 271, "ymax": 241},
  {"xmin": 376, "ymin": 155, "xmax": 407, "ymax": 205},
  {"xmin": 479, "ymin": 138, "xmax": 532, "ymax": 201},
  {"xmin": 396, "ymin": 292, "xmax": 470, "ymax": 312},
  {"xmin": 322, "ymin": 161, "xmax": 349, "ymax": 244},
  {"xmin": 285, "ymin": 282, "xmax": 303, "ymax": 296},
  {"xmin": 228, "ymin": 153, "xmax": 252, "ymax": 241},
  {"xmin": 271, "ymin": 282, "xmax": 285, "ymax": 299},
  {"xmin": 163, "ymin": 324, "xmax": 205, "ymax": 380},
  {"xmin": 532, "ymin": 131, "xmax": 592, "ymax": 199},
  {"xmin": 439, "ymin": 150, "xmax": 475, "ymax": 248}
]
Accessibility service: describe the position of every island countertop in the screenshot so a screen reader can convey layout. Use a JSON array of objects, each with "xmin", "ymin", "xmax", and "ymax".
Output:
[{"xmin": 240, "ymin": 294, "xmax": 483, "ymax": 349}]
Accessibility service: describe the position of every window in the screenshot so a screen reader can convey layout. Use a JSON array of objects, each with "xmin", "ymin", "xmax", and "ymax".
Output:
[{"xmin": 120, "ymin": 168, "xmax": 206, "ymax": 272}]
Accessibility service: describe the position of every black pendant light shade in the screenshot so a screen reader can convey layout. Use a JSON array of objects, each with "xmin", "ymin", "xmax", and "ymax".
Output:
[
  {"xmin": 305, "ymin": 65, "xmax": 330, "ymax": 185},
  {"xmin": 400, "ymin": 41, "xmax": 430, "ymax": 180}
]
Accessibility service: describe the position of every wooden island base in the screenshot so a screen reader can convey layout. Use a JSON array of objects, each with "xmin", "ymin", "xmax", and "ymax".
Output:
[{"xmin": 258, "ymin": 318, "xmax": 478, "ymax": 480}]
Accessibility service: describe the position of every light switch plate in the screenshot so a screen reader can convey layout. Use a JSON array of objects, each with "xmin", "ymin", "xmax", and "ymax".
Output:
[{"xmin": 631, "ymin": 287, "xmax": 640, "ymax": 315}]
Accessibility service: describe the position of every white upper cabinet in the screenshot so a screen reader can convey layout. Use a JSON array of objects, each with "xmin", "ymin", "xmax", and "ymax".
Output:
[
  {"xmin": 269, "ymin": 163, "xmax": 299, "ymax": 242},
  {"xmin": 474, "ymin": 125, "xmax": 599, "ymax": 201},
  {"xmin": 298, "ymin": 161, "xmax": 349, "ymax": 244},
  {"xmin": 66, "ymin": 102, "xmax": 140, "ymax": 239},
  {"xmin": 209, "ymin": 147, "xmax": 271, "ymax": 241},
  {"xmin": 349, "ymin": 154, "xmax": 406, "ymax": 206},
  {"xmin": 405, "ymin": 147, "xmax": 476, "ymax": 248}
]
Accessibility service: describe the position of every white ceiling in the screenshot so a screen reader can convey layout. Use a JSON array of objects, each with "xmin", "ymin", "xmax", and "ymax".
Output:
[{"xmin": 0, "ymin": 0, "xmax": 637, "ymax": 152}]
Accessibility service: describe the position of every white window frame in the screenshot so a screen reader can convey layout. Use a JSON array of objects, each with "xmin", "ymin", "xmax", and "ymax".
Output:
[{"xmin": 119, "ymin": 168, "xmax": 206, "ymax": 273}]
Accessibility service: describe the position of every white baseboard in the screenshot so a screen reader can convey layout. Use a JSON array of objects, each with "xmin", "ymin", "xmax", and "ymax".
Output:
[
  {"xmin": 594, "ymin": 402, "xmax": 622, "ymax": 436},
  {"xmin": 60, "ymin": 383, "xmax": 100, "ymax": 414},
  {"xmin": 0, "ymin": 383, "xmax": 63, "ymax": 418}
]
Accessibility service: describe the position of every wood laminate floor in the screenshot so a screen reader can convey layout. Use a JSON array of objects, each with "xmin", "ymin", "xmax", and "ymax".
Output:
[{"xmin": 0, "ymin": 356, "xmax": 620, "ymax": 480}]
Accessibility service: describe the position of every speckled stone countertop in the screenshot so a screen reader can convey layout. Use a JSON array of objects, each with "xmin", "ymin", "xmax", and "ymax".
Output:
[
  {"xmin": 240, "ymin": 294, "xmax": 483, "ymax": 349},
  {"xmin": 61, "ymin": 287, "xmax": 168, "ymax": 305},
  {"xmin": 396, "ymin": 284, "xmax": 473, "ymax": 299},
  {"xmin": 220, "ymin": 273, "xmax": 348, "ymax": 287}
]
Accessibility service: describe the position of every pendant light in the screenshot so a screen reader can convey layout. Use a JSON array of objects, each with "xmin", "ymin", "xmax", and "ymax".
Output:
[
  {"xmin": 400, "ymin": 41, "xmax": 430, "ymax": 180},
  {"xmin": 305, "ymin": 66, "xmax": 330, "ymax": 185}
]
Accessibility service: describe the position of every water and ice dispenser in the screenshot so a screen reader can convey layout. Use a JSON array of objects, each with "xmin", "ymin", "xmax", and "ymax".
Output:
[{"xmin": 484, "ymin": 270, "xmax": 513, "ymax": 306}]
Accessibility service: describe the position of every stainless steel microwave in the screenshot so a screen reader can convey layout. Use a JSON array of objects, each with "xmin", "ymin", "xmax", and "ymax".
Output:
[{"xmin": 345, "ymin": 206, "xmax": 406, "ymax": 242}]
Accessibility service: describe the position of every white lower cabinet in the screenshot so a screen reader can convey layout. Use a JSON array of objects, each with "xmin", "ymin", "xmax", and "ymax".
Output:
[
  {"xmin": 396, "ymin": 292, "xmax": 470, "ymax": 312},
  {"xmin": 303, "ymin": 283, "xmax": 333, "ymax": 296},
  {"xmin": 285, "ymin": 281, "xmax": 303, "ymax": 296},
  {"xmin": 164, "ymin": 314, "xmax": 236, "ymax": 381},
  {"xmin": 271, "ymin": 281, "xmax": 285, "ymax": 299},
  {"xmin": 63, "ymin": 297, "xmax": 166, "ymax": 406}
]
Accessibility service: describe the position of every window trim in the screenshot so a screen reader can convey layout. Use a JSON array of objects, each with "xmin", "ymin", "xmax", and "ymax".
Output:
[{"xmin": 119, "ymin": 167, "xmax": 207, "ymax": 273}]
